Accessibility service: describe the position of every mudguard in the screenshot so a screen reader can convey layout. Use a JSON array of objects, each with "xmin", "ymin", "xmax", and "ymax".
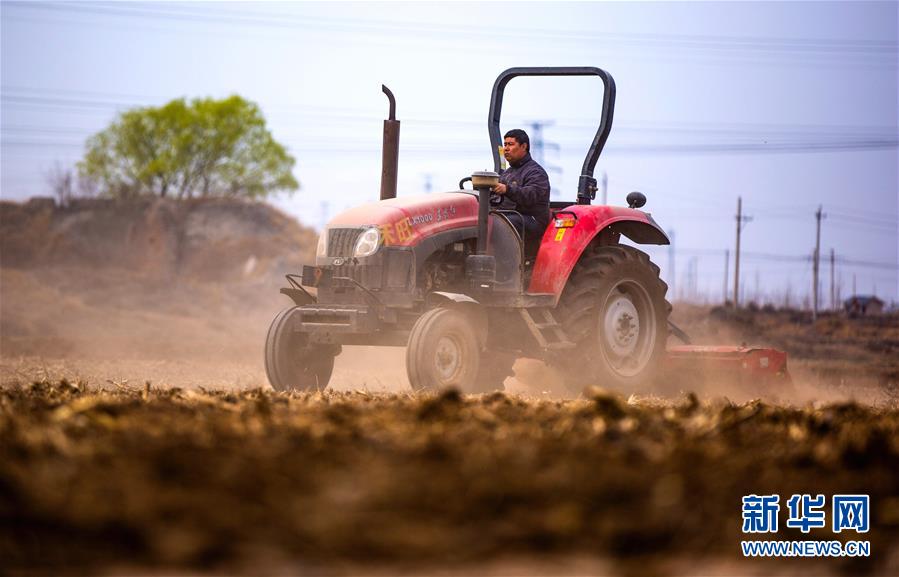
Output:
[
  {"xmin": 427, "ymin": 291, "xmax": 480, "ymax": 306},
  {"xmin": 280, "ymin": 287, "xmax": 316, "ymax": 306},
  {"xmin": 528, "ymin": 205, "xmax": 669, "ymax": 300},
  {"xmin": 424, "ymin": 291, "xmax": 487, "ymax": 346}
]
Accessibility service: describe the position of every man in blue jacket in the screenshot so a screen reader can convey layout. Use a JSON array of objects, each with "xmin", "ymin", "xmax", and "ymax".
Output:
[{"xmin": 492, "ymin": 129, "xmax": 551, "ymax": 254}]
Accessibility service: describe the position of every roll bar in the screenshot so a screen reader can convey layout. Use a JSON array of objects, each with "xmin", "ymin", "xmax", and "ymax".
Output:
[{"xmin": 488, "ymin": 67, "xmax": 616, "ymax": 205}]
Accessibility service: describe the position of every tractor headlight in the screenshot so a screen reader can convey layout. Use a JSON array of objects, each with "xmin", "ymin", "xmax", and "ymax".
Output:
[
  {"xmin": 316, "ymin": 229, "xmax": 328, "ymax": 258},
  {"xmin": 353, "ymin": 227, "xmax": 381, "ymax": 257}
]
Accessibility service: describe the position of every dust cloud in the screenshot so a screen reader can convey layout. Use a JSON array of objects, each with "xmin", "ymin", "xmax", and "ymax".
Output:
[
  {"xmin": 3, "ymin": 199, "xmax": 898, "ymax": 576},
  {"xmin": 1, "ymin": 198, "xmax": 896, "ymax": 402},
  {"xmin": 2, "ymin": 264, "xmax": 897, "ymax": 406}
]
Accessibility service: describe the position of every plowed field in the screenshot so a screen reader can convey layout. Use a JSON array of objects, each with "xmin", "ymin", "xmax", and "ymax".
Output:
[{"xmin": 2, "ymin": 201, "xmax": 897, "ymax": 575}]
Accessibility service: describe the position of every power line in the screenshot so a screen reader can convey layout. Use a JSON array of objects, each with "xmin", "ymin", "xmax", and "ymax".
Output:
[
  {"xmin": 675, "ymin": 247, "xmax": 897, "ymax": 270},
  {"xmin": 751, "ymin": 207, "xmax": 897, "ymax": 228},
  {"xmin": 608, "ymin": 140, "xmax": 899, "ymax": 155},
  {"xmin": 5, "ymin": 89, "xmax": 892, "ymax": 138},
  {"xmin": 828, "ymin": 213, "xmax": 897, "ymax": 229},
  {"xmin": 9, "ymin": 1, "xmax": 896, "ymax": 60},
  {"xmin": 3, "ymin": 4, "xmax": 896, "ymax": 77},
  {"xmin": 6, "ymin": 107, "xmax": 896, "ymax": 157},
  {"xmin": 9, "ymin": 137, "xmax": 896, "ymax": 159},
  {"xmin": 835, "ymin": 257, "xmax": 899, "ymax": 270}
]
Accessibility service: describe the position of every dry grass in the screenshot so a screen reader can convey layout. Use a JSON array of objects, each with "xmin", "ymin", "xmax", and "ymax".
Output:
[{"xmin": 672, "ymin": 304, "xmax": 899, "ymax": 386}]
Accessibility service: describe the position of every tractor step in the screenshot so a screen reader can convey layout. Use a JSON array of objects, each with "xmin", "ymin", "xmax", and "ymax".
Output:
[{"xmin": 519, "ymin": 308, "xmax": 575, "ymax": 350}]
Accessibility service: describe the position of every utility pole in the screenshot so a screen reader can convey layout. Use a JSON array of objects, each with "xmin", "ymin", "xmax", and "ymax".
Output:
[
  {"xmin": 836, "ymin": 274, "xmax": 842, "ymax": 310},
  {"xmin": 723, "ymin": 249, "xmax": 730, "ymax": 305},
  {"xmin": 830, "ymin": 248, "xmax": 835, "ymax": 311},
  {"xmin": 684, "ymin": 258, "xmax": 692, "ymax": 302},
  {"xmin": 734, "ymin": 197, "xmax": 741, "ymax": 307},
  {"xmin": 668, "ymin": 229, "xmax": 676, "ymax": 301},
  {"xmin": 733, "ymin": 197, "xmax": 752, "ymax": 308},
  {"xmin": 812, "ymin": 205, "xmax": 824, "ymax": 320},
  {"xmin": 694, "ymin": 258, "xmax": 700, "ymax": 301},
  {"xmin": 686, "ymin": 257, "xmax": 698, "ymax": 301},
  {"xmin": 528, "ymin": 121, "xmax": 550, "ymax": 166},
  {"xmin": 601, "ymin": 171, "xmax": 608, "ymax": 205}
]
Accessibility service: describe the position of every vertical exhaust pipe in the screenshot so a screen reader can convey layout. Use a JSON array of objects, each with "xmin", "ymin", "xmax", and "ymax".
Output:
[
  {"xmin": 471, "ymin": 171, "xmax": 499, "ymax": 255},
  {"xmin": 380, "ymin": 85, "xmax": 400, "ymax": 201},
  {"xmin": 467, "ymin": 171, "xmax": 499, "ymax": 291}
]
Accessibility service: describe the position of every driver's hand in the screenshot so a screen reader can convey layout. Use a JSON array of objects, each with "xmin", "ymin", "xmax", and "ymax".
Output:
[{"xmin": 493, "ymin": 183, "xmax": 507, "ymax": 195}]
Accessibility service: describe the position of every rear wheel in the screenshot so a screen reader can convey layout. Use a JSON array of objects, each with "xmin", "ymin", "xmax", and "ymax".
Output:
[
  {"xmin": 265, "ymin": 307, "xmax": 337, "ymax": 391},
  {"xmin": 555, "ymin": 245, "xmax": 669, "ymax": 394},
  {"xmin": 406, "ymin": 307, "xmax": 482, "ymax": 392}
]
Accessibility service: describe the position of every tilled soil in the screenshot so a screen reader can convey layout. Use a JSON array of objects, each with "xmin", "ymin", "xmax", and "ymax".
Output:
[
  {"xmin": 4, "ymin": 199, "xmax": 897, "ymax": 575},
  {"xmin": 2, "ymin": 382, "xmax": 898, "ymax": 575}
]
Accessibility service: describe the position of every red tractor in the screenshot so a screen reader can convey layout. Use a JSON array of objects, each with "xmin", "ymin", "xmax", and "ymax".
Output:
[{"xmin": 265, "ymin": 67, "xmax": 785, "ymax": 394}]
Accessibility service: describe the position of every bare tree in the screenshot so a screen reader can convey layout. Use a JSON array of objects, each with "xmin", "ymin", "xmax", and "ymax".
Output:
[
  {"xmin": 45, "ymin": 163, "xmax": 103, "ymax": 207},
  {"xmin": 45, "ymin": 162, "xmax": 74, "ymax": 207},
  {"xmin": 77, "ymin": 173, "xmax": 100, "ymax": 199},
  {"xmin": 782, "ymin": 281, "xmax": 794, "ymax": 309}
]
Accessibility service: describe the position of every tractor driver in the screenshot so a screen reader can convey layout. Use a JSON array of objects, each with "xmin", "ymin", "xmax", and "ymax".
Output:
[{"xmin": 492, "ymin": 129, "xmax": 551, "ymax": 253}]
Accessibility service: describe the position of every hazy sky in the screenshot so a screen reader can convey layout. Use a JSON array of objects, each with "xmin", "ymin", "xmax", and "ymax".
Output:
[{"xmin": 2, "ymin": 1, "xmax": 897, "ymax": 304}]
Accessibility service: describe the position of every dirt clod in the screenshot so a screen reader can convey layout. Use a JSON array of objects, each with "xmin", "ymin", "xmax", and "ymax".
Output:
[{"xmin": 2, "ymin": 383, "xmax": 898, "ymax": 575}]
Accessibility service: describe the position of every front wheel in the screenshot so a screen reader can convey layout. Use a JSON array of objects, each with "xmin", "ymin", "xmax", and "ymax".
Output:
[
  {"xmin": 265, "ymin": 307, "xmax": 337, "ymax": 391},
  {"xmin": 406, "ymin": 307, "xmax": 482, "ymax": 392},
  {"xmin": 555, "ymin": 245, "xmax": 670, "ymax": 393}
]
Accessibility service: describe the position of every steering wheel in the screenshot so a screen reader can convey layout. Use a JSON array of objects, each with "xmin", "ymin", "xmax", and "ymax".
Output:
[{"xmin": 459, "ymin": 176, "xmax": 504, "ymax": 206}]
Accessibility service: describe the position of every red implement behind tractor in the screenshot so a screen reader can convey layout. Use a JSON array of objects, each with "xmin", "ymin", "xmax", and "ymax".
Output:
[{"xmin": 264, "ymin": 67, "xmax": 788, "ymax": 395}]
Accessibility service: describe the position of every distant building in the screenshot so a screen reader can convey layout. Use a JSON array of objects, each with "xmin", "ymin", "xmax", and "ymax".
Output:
[{"xmin": 844, "ymin": 295, "xmax": 885, "ymax": 317}]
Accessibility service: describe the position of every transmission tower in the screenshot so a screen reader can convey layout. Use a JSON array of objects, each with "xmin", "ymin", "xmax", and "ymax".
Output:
[{"xmin": 526, "ymin": 120, "xmax": 562, "ymax": 197}]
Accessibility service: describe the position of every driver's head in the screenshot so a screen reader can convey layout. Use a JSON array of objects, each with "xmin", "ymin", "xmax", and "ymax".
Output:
[{"xmin": 503, "ymin": 129, "xmax": 530, "ymax": 164}]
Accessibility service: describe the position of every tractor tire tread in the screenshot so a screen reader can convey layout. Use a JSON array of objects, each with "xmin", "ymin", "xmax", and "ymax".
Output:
[{"xmin": 554, "ymin": 244, "xmax": 671, "ymax": 393}]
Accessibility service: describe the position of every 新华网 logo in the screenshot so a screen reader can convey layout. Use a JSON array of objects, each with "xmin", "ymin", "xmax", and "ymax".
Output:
[{"xmin": 740, "ymin": 494, "xmax": 870, "ymax": 558}]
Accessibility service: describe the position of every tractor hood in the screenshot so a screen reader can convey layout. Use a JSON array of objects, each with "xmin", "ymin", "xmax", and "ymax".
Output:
[{"xmin": 327, "ymin": 192, "xmax": 479, "ymax": 247}]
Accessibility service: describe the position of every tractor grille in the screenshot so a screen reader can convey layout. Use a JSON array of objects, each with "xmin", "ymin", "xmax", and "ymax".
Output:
[{"xmin": 327, "ymin": 228, "xmax": 363, "ymax": 257}]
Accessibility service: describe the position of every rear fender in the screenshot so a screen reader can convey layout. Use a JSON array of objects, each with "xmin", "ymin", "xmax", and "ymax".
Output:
[
  {"xmin": 527, "ymin": 205, "xmax": 669, "ymax": 301},
  {"xmin": 425, "ymin": 291, "xmax": 487, "ymax": 347},
  {"xmin": 426, "ymin": 291, "xmax": 480, "ymax": 306},
  {"xmin": 280, "ymin": 287, "xmax": 316, "ymax": 306}
]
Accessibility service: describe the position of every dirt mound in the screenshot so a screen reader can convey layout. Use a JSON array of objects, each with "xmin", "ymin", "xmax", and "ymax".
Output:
[
  {"xmin": 1, "ymin": 196, "xmax": 317, "ymax": 282},
  {"xmin": 0, "ymin": 197, "xmax": 317, "ymax": 366}
]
